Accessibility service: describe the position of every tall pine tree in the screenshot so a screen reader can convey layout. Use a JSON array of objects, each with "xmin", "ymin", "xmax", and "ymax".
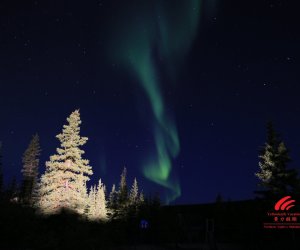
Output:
[
  {"xmin": 21, "ymin": 134, "xmax": 41, "ymax": 204},
  {"xmin": 255, "ymin": 122, "xmax": 298, "ymax": 198},
  {"xmin": 87, "ymin": 185, "xmax": 97, "ymax": 219},
  {"xmin": 95, "ymin": 179, "xmax": 107, "ymax": 220},
  {"xmin": 38, "ymin": 110, "xmax": 92, "ymax": 214},
  {"xmin": 129, "ymin": 178, "xmax": 139, "ymax": 205}
]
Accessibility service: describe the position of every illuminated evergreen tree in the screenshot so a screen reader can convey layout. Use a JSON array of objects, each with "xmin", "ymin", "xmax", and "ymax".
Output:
[
  {"xmin": 129, "ymin": 178, "xmax": 139, "ymax": 205},
  {"xmin": 127, "ymin": 178, "xmax": 144, "ymax": 217},
  {"xmin": 21, "ymin": 134, "xmax": 41, "ymax": 204},
  {"xmin": 255, "ymin": 122, "xmax": 298, "ymax": 198},
  {"xmin": 87, "ymin": 185, "xmax": 96, "ymax": 219},
  {"xmin": 255, "ymin": 123, "xmax": 278, "ymax": 184},
  {"xmin": 139, "ymin": 191, "xmax": 144, "ymax": 203},
  {"xmin": 38, "ymin": 110, "xmax": 92, "ymax": 214},
  {"xmin": 95, "ymin": 179, "xmax": 107, "ymax": 220},
  {"xmin": 87, "ymin": 179, "xmax": 107, "ymax": 221}
]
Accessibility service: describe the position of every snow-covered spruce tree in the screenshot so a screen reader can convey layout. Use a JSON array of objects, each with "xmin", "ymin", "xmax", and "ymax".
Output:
[
  {"xmin": 38, "ymin": 110, "xmax": 92, "ymax": 214},
  {"xmin": 139, "ymin": 191, "xmax": 144, "ymax": 204},
  {"xmin": 87, "ymin": 185, "xmax": 97, "ymax": 219},
  {"xmin": 95, "ymin": 179, "xmax": 107, "ymax": 220},
  {"xmin": 255, "ymin": 122, "xmax": 298, "ymax": 198},
  {"xmin": 21, "ymin": 134, "xmax": 41, "ymax": 204},
  {"xmin": 87, "ymin": 179, "xmax": 107, "ymax": 221},
  {"xmin": 127, "ymin": 178, "xmax": 143, "ymax": 217},
  {"xmin": 255, "ymin": 122, "xmax": 278, "ymax": 185},
  {"xmin": 255, "ymin": 143, "xmax": 274, "ymax": 184},
  {"xmin": 129, "ymin": 178, "xmax": 139, "ymax": 205}
]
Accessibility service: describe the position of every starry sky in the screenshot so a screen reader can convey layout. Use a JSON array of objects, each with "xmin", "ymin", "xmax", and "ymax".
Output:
[{"xmin": 0, "ymin": 0, "xmax": 299, "ymax": 204}]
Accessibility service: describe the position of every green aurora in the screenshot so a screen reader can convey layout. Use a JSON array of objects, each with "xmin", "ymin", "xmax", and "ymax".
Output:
[{"xmin": 108, "ymin": 0, "xmax": 210, "ymax": 202}]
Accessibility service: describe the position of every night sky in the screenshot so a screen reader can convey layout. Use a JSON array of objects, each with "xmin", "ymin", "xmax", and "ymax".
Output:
[{"xmin": 0, "ymin": 0, "xmax": 299, "ymax": 204}]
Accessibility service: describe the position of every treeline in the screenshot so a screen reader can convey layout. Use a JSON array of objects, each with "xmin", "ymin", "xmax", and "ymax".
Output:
[{"xmin": 0, "ymin": 110, "xmax": 160, "ymax": 222}]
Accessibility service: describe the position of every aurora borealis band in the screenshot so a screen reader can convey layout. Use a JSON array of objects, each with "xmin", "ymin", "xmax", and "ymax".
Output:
[{"xmin": 109, "ymin": 0, "xmax": 202, "ymax": 202}]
